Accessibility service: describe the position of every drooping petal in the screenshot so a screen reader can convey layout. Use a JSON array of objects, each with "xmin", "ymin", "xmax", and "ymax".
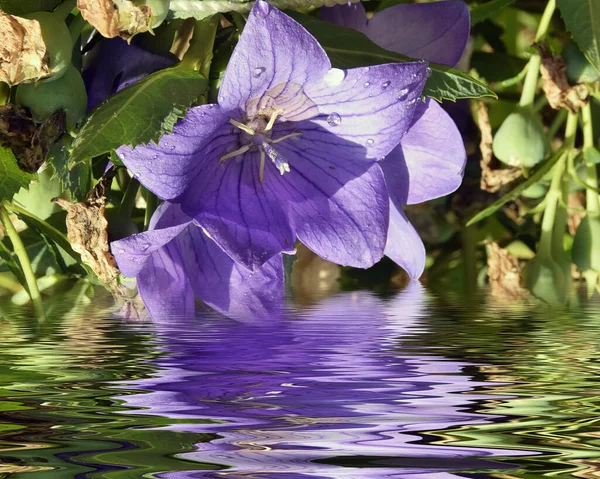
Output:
[
  {"xmin": 218, "ymin": 0, "xmax": 331, "ymax": 114},
  {"xmin": 182, "ymin": 149, "xmax": 296, "ymax": 271},
  {"xmin": 177, "ymin": 224, "xmax": 285, "ymax": 320},
  {"xmin": 319, "ymin": 2, "xmax": 368, "ymax": 33},
  {"xmin": 136, "ymin": 240, "xmax": 196, "ymax": 320},
  {"xmin": 111, "ymin": 203, "xmax": 191, "ymax": 277},
  {"xmin": 381, "ymin": 99, "xmax": 466, "ymax": 205},
  {"xmin": 385, "ymin": 200, "xmax": 426, "ymax": 279},
  {"xmin": 82, "ymin": 38, "xmax": 176, "ymax": 110},
  {"xmin": 305, "ymin": 61, "xmax": 429, "ymax": 160},
  {"xmin": 366, "ymin": 1, "xmax": 470, "ymax": 67},
  {"xmin": 273, "ymin": 134, "xmax": 389, "ymax": 268},
  {"xmin": 117, "ymin": 104, "xmax": 233, "ymax": 201}
]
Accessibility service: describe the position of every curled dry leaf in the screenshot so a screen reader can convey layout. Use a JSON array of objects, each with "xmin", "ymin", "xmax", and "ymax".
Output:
[
  {"xmin": 476, "ymin": 101, "xmax": 522, "ymax": 193},
  {"xmin": 537, "ymin": 43, "xmax": 588, "ymax": 114},
  {"xmin": 0, "ymin": 104, "xmax": 66, "ymax": 173},
  {"xmin": 486, "ymin": 241, "xmax": 530, "ymax": 301},
  {"xmin": 0, "ymin": 13, "xmax": 50, "ymax": 86},
  {"xmin": 53, "ymin": 171, "xmax": 120, "ymax": 285},
  {"xmin": 77, "ymin": 0, "xmax": 152, "ymax": 40}
]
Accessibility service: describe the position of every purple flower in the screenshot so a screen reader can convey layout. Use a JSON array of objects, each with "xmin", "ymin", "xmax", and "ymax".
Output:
[
  {"xmin": 82, "ymin": 38, "xmax": 176, "ymax": 110},
  {"xmin": 110, "ymin": 201, "xmax": 284, "ymax": 321},
  {"xmin": 323, "ymin": 1, "xmax": 470, "ymax": 278},
  {"xmin": 117, "ymin": 1, "xmax": 429, "ymax": 271}
]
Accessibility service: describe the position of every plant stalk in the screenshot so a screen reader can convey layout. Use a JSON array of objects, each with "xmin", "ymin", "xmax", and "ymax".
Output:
[{"xmin": 0, "ymin": 204, "xmax": 46, "ymax": 320}]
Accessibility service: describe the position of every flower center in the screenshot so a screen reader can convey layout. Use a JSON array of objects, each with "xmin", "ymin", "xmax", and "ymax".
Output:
[{"xmin": 218, "ymin": 109, "xmax": 301, "ymax": 184}]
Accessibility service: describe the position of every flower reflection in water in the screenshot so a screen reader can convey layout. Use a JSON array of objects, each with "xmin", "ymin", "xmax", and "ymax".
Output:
[{"xmin": 116, "ymin": 284, "xmax": 530, "ymax": 478}]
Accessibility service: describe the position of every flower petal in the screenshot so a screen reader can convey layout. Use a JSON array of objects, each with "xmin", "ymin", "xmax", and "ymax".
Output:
[
  {"xmin": 381, "ymin": 99, "xmax": 466, "ymax": 205},
  {"xmin": 83, "ymin": 38, "xmax": 176, "ymax": 110},
  {"xmin": 320, "ymin": 3, "xmax": 368, "ymax": 33},
  {"xmin": 181, "ymin": 149, "xmax": 296, "ymax": 271},
  {"xmin": 273, "ymin": 133, "xmax": 389, "ymax": 268},
  {"xmin": 305, "ymin": 61, "xmax": 429, "ymax": 160},
  {"xmin": 385, "ymin": 199, "xmax": 426, "ymax": 279},
  {"xmin": 111, "ymin": 202, "xmax": 191, "ymax": 277},
  {"xmin": 218, "ymin": 0, "xmax": 331, "ymax": 114},
  {"xmin": 136, "ymin": 240, "xmax": 195, "ymax": 320},
  {"xmin": 117, "ymin": 104, "xmax": 232, "ymax": 201},
  {"xmin": 178, "ymin": 225, "xmax": 285, "ymax": 320},
  {"xmin": 366, "ymin": 1, "xmax": 470, "ymax": 67}
]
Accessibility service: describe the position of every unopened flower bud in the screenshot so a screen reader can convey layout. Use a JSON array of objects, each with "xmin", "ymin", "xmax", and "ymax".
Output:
[{"xmin": 493, "ymin": 108, "xmax": 547, "ymax": 168}]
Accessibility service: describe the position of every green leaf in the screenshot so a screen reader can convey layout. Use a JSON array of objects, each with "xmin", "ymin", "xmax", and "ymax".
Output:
[
  {"xmin": 466, "ymin": 149, "xmax": 565, "ymax": 227},
  {"xmin": 557, "ymin": 0, "xmax": 600, "ymax": 73},
  {"xmin": 288, "ymin": 11, "xmax": 496, "ymax": 102},
  {"xmin": 470, "ymin": 0, "xmax": 517, "ymax": 26},
  {"xmin": 0, "ymin": 147, "xmax": 35, "ymax": 203},
  {"xmin": 0, "ymin": 240, "xmax": 27, "ymax": 289},
  {"xmin": 0, "ymin": 0, "xmax": 60, "ymax": 14},
  {"xmin": 69, "ymin": 68, "xmax": 208, "ymax": 167},
  {"xmin": 169, "ymin": 0, "xmax": 358, "ymax": 20}
]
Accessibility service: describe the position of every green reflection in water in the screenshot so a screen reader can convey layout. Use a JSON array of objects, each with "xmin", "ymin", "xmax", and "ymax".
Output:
[
  {"xmin": 0, "ymin": 285, "xmax": 219, "ymax": 477},
  {"xmin": 408, "ymin": 294, "xmax": 600, "ymax": 478}
]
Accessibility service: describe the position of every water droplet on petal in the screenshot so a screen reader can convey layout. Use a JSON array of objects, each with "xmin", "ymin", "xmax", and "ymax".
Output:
[
  {"xmin": 252, "ymin": 67, "xmax": 265, "ymax": 78},
  {"xmin": 170, "ymin": 146, "xmax": 175, "ymax": 151},
  {"xmin": 381, "ymin": 80, "xmax": 391, "ymax": 90},
  {"xmin": 364, "ymin": 81, "xmax": 370, "ymax": 87},
  {"xmin": 397, "ymin": 88, "xmax": 409, "ymax": 101},
  {"xmin": 255, "ymin": 0, "xmax": 270, "ymax": 17},
  {"xmin": 405, "ymin": 98, "xmax": 417, "ymax": 109},
  {"xmin": 327, "ymin": 112, "xmax": 342, "ymax": 127},
  {"xmin": 366, "ymin": 138, "xmax": 375, "ymax": 146},
  {"xmin": 426, "ymin": 67, "xmax": 432, "ymax": 78},
  {"xmin": 152, "ymin": 154, "xmax": 158, "ymax": 160},
  {"xmin": 133, "ymin": 172, "xmax": 140, "ymax": 179},
  {"xmin": 118, "ymin": 249, "xmax": 125, "ymax": 254},
  {"xmin": 325, "ymin": 68, "xmax": 345, "ymax": 87},
  {"xmin": 362, "ymin": 67, "xmax": 370, "ymax": 74}
]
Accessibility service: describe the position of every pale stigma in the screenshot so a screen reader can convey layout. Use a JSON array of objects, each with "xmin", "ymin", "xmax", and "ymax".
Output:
[{"xmin": 263, "ymin": 143, "xmax": 291, "ymax": 175}]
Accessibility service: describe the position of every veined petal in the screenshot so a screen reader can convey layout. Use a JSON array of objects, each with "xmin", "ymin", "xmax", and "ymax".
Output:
[
  {"xmin": 320, "ymin": 3, "xmax": 368, "ymax": 33},
  {"xmin": 385, "ymin": 200, "xmax": 426, "ymax": 279},
  {"xmin": 273, "ymin": 135, "xmax": 389, "ymax": 268},
  {"xmin": 178, "ymin": 225, "xmax": 285, "ymax": 320},
  {"xmin": 111, "ymin": 202, "xmax": 191, "ymax": 277},
  {"xmin": 137, "ymin": 240, "xmax": 195, "ymax": 320},
  {"xmin": 182, "ymin": 149, "xmax": 296, "ymax": 271},
  {"xmin": 117, "ymin": 104, "xmax": 233, "ymax": 201},
  {"xmin": 305, "ymin": 61, "xmax": 429, "ymax": 160},
  {"xmin": 382, "ymin": 100, "xmax": 466, "ymax": 205},
  {"xmin": 367, "ymin": 1, "xmax": 470, "ymax": 67},
  {"xmin": 218, "ymin": 0, "xmax": 331, "ymax": 115}
]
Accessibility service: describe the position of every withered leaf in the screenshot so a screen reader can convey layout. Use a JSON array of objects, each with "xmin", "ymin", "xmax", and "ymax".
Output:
[
  {"xmin": 0, "ymin": 12, "xmax": 50, "ymax": 85},
  {"xmin": 53, "ymin": 171, "xmax": 119, "ymax": 285},
  {"xmin": 486, "ymin": 241, "xmax": 530, "ymax": 301},
  {"xmin": 476, "ymin": 101, "xmax": 522, "ymax": 193},
  {"xmin": 537, "ymin": 43, "xmax": 589, "ymax": 114},
  {"xmin": 0, "ymin": 104, "xmax": 66, "ymax": 173},
  {"xmin": 77, "ymin": 0, "xmax": 152, "ymax": 40}
]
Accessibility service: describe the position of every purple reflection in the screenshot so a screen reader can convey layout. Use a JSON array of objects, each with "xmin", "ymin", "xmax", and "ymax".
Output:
[{"xmin": 114, "ymin": 285, "xmax": 528, "ymax": 478}]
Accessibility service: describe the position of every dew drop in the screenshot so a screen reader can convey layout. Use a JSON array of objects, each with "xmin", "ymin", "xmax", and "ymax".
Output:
[
  {"xmin": 366, "ymin": 138, "xmax": 375, "ymax": 146},
  {"xmin": 381, "ymin": 80, "xmax": 391, "ymax": 90},
  {"xmin": 327, "ymin": 112, "xmax": 342, "ymax": 127},
  {"xmin": 256, "ymin": 0, "xmax": 270, "ymax": 17},
  {"xmin": 170, "ymin": 146, "xmax": 175, "ymax": 151},
  {"xmin": 397, "ymin": 88, "xmax": 409, "ymax": 101},
  {"xmin": 118, "ymin": 249, "xmax": 125, "ymax": 254},
  {"xmin": 362, "ymin": 66, "xmax": 370, "ymax": 74},
  {"xmin": 405, "ymin": 98, "xmax": 417, "ymax": 109},
  {"xmin": 152, "ymin": 154, "xmax": 158, "ymax": 160},
  {"xmin": 364, "ymin": 81, "xmax": 370, "ymax": 87},
  {"xmin": 324, "ymin": 68, "xmax": 346, "ymax": 86},
  {"xmin": 252, "ymin": 67, "xmax": 265, "ymax": 78},
  {"xmin": 133, "ymin": 172, "xmax": 140, "ymax": 179},
  {"xmin": 426, "ymin": 66, "xmax": 432, "ymax": 77}
]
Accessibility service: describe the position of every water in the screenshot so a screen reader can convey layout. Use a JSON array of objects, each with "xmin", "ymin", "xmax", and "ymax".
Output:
[{"xmin": 0, "ymin": 285, "xmax": 599, "ymax": 477}]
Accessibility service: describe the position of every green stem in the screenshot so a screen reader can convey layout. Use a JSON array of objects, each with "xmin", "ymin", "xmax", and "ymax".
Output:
[
  {"xmin": 539, "ymin": 153, "xmax": 566, "ymax": 257},
  {"xmin": 582, "ymin": 103, "xmax": 594, "ymax": 150},
  {"xmin": 518, "ymin": 0, "xmax": 556, "ymax": 108},
  {"xmin": 143, "ymin": 188, "xmax": 158, "ymax": 229},
  {"xmin": 0, "ymin": 82, "xmax": 8, "ymax": 106},
  {"xmin": 68, "ymin": 13, "xmax": 87, "ymax": 45},
  {"xmin": 0, "ymin": 273, "xmax": 21, "ymax": 294},
  {"xmin": 118, "ymin": 178, "xmax": 140, "ymax": 217},
  {"xmin": 0, "ymin": 205, "xmax": 45, "ymax": 320},
  {"xmin": 582, "ymin": 105, "xmax": 600, "ymax": 215},
  {"xmin": 461, "ymin": 224, "xmax": 478, "ymax": 296},
  {"xmin": 547, "ymin": 108, "xmax": 568, "ymax": 143},
  {"xmin": 52, "ymin": 0, "xmax": 76, "ymax": 20},
  {"xmin": 179, "ymin": 16, "xmax": 220, "ymax": 75}
]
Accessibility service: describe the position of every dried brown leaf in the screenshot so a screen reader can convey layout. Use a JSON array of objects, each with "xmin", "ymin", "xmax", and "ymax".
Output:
[
  {"xmin": 0, "ymin": 104, "xmax": 65, "ymax": 172},
  {"xmin": 0, "ymin": 13, "xmax": 50, "ymax": 85},
  {"xmin": 486, "ymin": 241, "xmax": 530, "ymax": 301},
  {"xmin": 476, "ymin": 102, "xmax": 522, "ymax": 193},
  {"xmin": 53, "ymin": 172, "xmax": 119, "ymax": 285},
  {"xmin": 77, "ymin": 0, "xmax": 152, "ymax": 40},
  {"xmin": 537, "ymin": 43, "xmax": 589, "ymax": 114}
]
